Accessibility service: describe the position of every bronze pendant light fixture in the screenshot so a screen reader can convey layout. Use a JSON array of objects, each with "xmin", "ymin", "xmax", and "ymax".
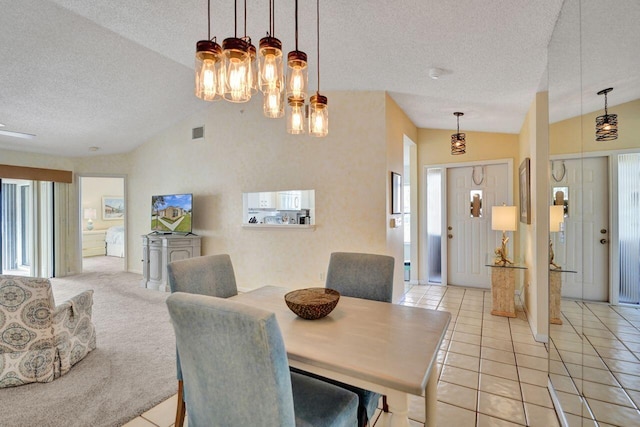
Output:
[
  {"xmin": 194, "ymin": 0, "xmax": 223, "ymax": 101},
  {"xmin": 451, "ymin": 112, "xmax": 466, "ymax": 155},
  {"xmin": 286, "ymin": 0, "xmax": 308, "ymax": 134},
  {"xmin": 260, "ymin": 0, "xmax": 284, "ymax": 118},
  {"xmin": 595, "ymin": 87, "xmax": 618, "ymax": 141},
  {"xmin": 309, "ymin": 0, "xmax": 328, "ymax": 137},
  {"xmin": 222, "ymin": 0, "xmax": 251, "ymax": 103},
  {"xmin": 286, "ymin": 0, "xmax": 308, "ymax": 101}
]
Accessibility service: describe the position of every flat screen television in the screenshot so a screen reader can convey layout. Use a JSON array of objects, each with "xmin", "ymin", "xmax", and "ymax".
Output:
[{"xmin": 151, "ymin": 193, "xmax": 193, "ymax": 234}]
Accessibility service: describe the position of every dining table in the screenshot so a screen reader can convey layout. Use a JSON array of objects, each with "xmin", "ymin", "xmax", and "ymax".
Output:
[{"xmin": 230, "ymin": 286, "xmax": 451, "ymax": 427}]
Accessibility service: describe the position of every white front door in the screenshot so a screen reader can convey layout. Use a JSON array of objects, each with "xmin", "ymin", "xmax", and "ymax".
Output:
[
  {"xmin": 550, "ymin": 157, "xmax": 609, "ymax": 301},
  {"xmin": 447, "ymin": 163, "xmax": 509, "ymax": 288}
]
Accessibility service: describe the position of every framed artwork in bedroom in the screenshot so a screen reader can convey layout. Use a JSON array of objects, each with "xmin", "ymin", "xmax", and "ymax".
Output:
[{"xmin": 102, "ymin": 196, "xmax": 124, "ymax": 220}]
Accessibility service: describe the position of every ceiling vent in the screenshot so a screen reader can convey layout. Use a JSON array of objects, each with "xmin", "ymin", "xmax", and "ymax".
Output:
[{"xmin": 192, "ymin": 126, "xmax": 204, "ymax": 141}]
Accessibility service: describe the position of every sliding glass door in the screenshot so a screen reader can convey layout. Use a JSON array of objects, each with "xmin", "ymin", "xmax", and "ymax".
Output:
[{"xmin": 0, "ymin": 178, "xmax": 54, "ymax": 277}]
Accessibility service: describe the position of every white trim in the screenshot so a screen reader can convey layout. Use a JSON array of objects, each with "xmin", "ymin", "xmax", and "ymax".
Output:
[{"xmin": 548, "ymin": 379, "xmax": 570, "ymax": 427}]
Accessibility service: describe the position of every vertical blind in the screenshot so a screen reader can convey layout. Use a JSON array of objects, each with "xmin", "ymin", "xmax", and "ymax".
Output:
[
  {"xmin": 618, "ymin": 153, "xmax": 640, "ymax": 304},
  {"xmin": 1, "ymin": 183, "xmax": 18, "ymax": 271}
]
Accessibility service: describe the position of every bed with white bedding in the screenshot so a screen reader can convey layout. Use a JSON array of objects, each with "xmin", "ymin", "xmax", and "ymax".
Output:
[{"xmin": 105, "ymin": 225, "xmax": 125, "ymax": 257}]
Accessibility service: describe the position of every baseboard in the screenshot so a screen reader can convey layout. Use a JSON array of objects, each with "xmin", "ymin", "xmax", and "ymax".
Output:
[
  {"xmin": 548, "ymin": 379, "xmax": 569, "ymax": 427},
  {"xmin": 237, "ymin": 286, "xmax": 254, "ymax": 293}
]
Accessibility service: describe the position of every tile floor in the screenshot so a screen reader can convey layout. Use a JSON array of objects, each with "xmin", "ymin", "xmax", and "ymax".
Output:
[
  {"xmin": 549, "ymin": 299, "xmax": 640, "ymax": 427},
  {"xmin": 124, "ymin": 284, "xmax": 561, "ymax": 427}
]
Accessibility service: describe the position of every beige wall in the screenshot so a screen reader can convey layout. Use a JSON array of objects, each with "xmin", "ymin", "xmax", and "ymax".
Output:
[
  {"xmin": 124, "ymin": 90, "xmax": 403, "ymax": 293},
  {"xmin": 518, "ymin": 92, "xmax": 549, "ymax": 341},
  {"xmin": 385, "ymin": 94, "xmax": 418, "ymax": 301}
]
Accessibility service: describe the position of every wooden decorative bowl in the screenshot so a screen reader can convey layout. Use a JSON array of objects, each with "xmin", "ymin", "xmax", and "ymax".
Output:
[{"xmin": 284, "ymin": 288, "xmax": 340, "ymax": 320}]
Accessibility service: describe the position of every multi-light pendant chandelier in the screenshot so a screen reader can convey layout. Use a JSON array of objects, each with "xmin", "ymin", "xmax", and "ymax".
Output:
[
  {"xmin": 194, "ymin": 0, "xmax": 328, "ymax": 137},
  {"xmin": 595, "ymin": 87, "xmax": 618, "ymax": 141},
  {"xmin": 451, "ymin": 112, "xmax": 466, "ymax": 155}
]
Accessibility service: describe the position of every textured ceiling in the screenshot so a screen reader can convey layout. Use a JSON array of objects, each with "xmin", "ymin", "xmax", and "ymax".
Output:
[{"xmin": 1, "ymin": 0, "xmax": 634, "ymax": 158}]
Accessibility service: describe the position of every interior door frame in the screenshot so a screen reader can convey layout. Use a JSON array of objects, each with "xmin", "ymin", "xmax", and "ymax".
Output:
[
  {"xmin": 421, "ymin": 158, "xmax": 514, "ymax": 287},
  {"xmin": 76, "ymin": 173, "xmax": 128, "ymax": 272}
]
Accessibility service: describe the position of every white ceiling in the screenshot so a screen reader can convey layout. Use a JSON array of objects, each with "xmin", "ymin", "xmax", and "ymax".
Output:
[{"xmin": 0, "ymin": 0, "xmax": 635, "ymax": 158}]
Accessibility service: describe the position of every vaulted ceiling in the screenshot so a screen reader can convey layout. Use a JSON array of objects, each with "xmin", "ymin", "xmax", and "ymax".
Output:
[{"xmin": 2, "ymin": 0, "xmax": 634, "ymax": 158}]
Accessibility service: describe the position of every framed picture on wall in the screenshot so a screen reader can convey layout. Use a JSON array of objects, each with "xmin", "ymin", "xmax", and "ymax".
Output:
[
  {"xmin": 519, "ymin": 158, "xmax": 531, "ymax": 224},
  {"xmin": 102, "ymin": 196, "xmax": 125, "ymax": 220},
  {"xmin": 391, "ymin": 172, "xmax": 403, "ymax": 214}
]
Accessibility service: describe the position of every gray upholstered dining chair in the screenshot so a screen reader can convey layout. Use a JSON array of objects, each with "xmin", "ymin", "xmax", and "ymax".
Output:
[
  {"xmin": 166, "ymin": 254, "xmax": 238, "ymax": 427},
  {"xmin": 325, "ymin": 251, "xmax": 395, "ymax": 426},
  {"xmin": 166, "ymin": 292, "xmax": 359, "ymax": 427}
]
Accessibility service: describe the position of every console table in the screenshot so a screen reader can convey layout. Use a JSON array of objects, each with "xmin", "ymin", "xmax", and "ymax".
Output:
[
  {"xmin": 549, "ymin": 268, "xmax": 577, "ymax": 325},
  {"xmin": 485, "ymin": 264, "xmax": 527, "ymax": 318}
]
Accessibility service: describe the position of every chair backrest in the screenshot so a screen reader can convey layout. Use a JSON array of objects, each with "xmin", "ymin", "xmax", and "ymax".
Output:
[
  {"xmin": 167, "ymin": 254, "xmax": 238, "ymax": 298},
  {"xmin": 166, "ymin": 292, "xmax": 296, "ymax": 427},
  {"xmin": 0, "ymin": 275, "xmax": 55, "ymax": 353},
  {"xmin": 325, "ymin": 252, "xmax": 394, "ymax": 303}
]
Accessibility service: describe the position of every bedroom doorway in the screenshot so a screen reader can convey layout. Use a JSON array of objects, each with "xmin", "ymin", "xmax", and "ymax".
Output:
[{"xmin": 79, "ymin": 176, "xmax": 126, "ymax": 273}]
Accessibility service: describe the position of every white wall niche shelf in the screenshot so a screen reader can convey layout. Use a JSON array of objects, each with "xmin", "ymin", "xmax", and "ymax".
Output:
[{"xmin": 241, "ymin": 224, "xmax": 316, "ymax": 231}]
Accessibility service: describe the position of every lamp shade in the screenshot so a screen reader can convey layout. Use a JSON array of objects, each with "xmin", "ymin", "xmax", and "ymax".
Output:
[
  {"xmin": 491, "ymin": 206, "xmax": 517, "ymax": 232},
  {"xmin": 550, "ymin": 205, "xmax": 565, "ymax": 232},
  {"xmin": 84, "ymin": 208, "xmax": 97, "ymax": 220}
]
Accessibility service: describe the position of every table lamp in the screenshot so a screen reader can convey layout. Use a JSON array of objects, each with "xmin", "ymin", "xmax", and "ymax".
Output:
[
  {"xmin": 491, "ymin": 205, "xmax": 517, "ymax": 266},
  {"xmin": 84, "ymin": 208, "xmax": 97, "ymax": 230},
  {"xmin": 549, "ymin": 205, "xmax": 565, "ymax": 269}
]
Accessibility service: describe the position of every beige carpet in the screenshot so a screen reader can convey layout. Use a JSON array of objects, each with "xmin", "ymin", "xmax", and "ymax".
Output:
[{"xmin": 0, "ymin": 268, "xmax": 176, "ymax": 427}]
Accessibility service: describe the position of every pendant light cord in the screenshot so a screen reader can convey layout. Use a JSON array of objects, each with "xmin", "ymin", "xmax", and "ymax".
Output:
[
  {"xmin": 604, "ymin": 91, "xmax": 609, "ymax": 116},
  {"xmin": 456, "ymin": 115, "xmax": 460, "ymax": 134},
  {"xmin": 269, "ymin": 0, "xmax": 273, "ymax": 37},
  {"xmin": 207, "ymin": 0, "xmax": 211, "ymax": 40},
  {"xmin": 244, "ymin": 0, "xmax": 247, "ymax": 37},
  {"xmin": 316, "ymin": 0, "xmax": 320, "ymax": 93},
  {"xmin": 294, "ymin": 0, "xmax": 299, "ymax": 51},
  {"xmin": 234, "ymin": 0, "xmax": 237, "ymax": 37}
]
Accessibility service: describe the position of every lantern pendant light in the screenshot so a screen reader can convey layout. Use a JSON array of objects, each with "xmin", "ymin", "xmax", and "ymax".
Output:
[
  {"xmin": 595, "ymin": 87, "xmax": 618, "ymax": 141},
  {"xmin": 309, "ymin": 0, "xmax": 328, "ymax": 137},
  {"xmin": 286, "ymin": 97, "xmax": 306, "ymax": 134},
  {"xmin": 222, "ymin": 0, "xmax": 251, "ymax": 103},
  {"xmin": 194, "ymin": 0, "xmax": 223, "ymax": 101},
  {"xmin": 451, "ymin": 112, "xmax": 466, "ymax": 155},
  {"xmin": 286, "ymin": 0, "xmax": 308, "ymax": 100},
  {"xmin": 260, "ymin": 0, "xmax": 284, "ymax": 118}
]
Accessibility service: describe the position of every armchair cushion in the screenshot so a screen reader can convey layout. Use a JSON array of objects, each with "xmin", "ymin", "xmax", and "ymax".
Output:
[{"xmin": 0, "ymin": 275, "xmax": 96, "ymax": 388}]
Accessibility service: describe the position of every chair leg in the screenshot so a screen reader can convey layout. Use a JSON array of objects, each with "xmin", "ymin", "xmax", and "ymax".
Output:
[
  {"xmin": 175, "ymin": 380, "xmax": 186, "ymax": 427},
  {"xmin": 382, "ymin": 395, "xmax": 389, "ymax": 412}
]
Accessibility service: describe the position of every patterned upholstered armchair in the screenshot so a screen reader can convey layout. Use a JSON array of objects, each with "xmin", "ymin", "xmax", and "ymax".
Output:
[{"xmin": 0, "ymin": 275, "xmax": 96, "ymax": 388}]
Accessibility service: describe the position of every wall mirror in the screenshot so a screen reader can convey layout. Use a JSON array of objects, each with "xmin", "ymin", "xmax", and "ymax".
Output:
[{"xmin": 547, "ymin": 0, "xmax": 640, "ymax": 425}]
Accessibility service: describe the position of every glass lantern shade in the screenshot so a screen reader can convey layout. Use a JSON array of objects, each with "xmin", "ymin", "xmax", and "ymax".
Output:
[
  {"xmin": 286, "ymin": 51, "xmax": 308, "ymax": 99},
  {"xmin": 247, "ymin": 42, "xmax": 258, "ymax": 95},
  {"xmin": 263, "ymin": 86, "xmax": 284, "ymax": 118},
  {"xmin": 259, "ymin": 38, "xmax": 284, "ymax": 93},
  {"xmin": 286, "ymin": 97, "xmax": 306, "ymax": 134},
  {"xmin": 222, "ymin": 38, "xmax": 251, "ymax": 103},
  {"xmin": 194, "ymin": 40, "xmax": 223, "ymax": 101},
  {"xmin": 309, "ymin": 94, "xmax": 328, "ymax": 137}
]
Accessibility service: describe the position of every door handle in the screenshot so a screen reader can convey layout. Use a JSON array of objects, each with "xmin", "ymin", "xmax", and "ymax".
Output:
[
  {"xmin": 448, "ymin": 234, "xmax": 453, "ymax": 239},
  {"xmin": 600, "ymin": 239, "xmax": 608, "ymax": 244}
]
